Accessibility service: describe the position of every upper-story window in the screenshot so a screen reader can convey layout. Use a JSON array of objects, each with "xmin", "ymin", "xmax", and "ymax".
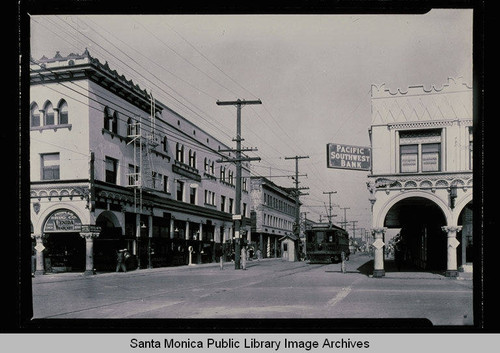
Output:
[
  {"xmin": 204, "ymin": 158, "xmax": 209, "ymax": 172},
  {"xmin": 44, "ymin": 101, "xmax": 55, "ymax": 126},
  {"xmin": 161, "ymin": 136, "xmax": 168, "ymax": 153},
  {"xmin": 469, "ymin": 127, "xmax": 473, "ymax": 170},
  {"xmin": 58, "ymin": 100, "xmax": 68, "ymax": 125},
  {"xmin": 399, "ymin": 129, "xmax": 442, "ymax": 173},
  {"xmin": 188, "ymin": 150, "xmax": 196, "ymax": 169},
  {"xmin": 105, "ymin": 156, "xmax": 118, "ymax": 184},
  {"xmin": 103, "ymin": 107, "xmax": 118, "ymax": 133},
  {"xmin": 176, "ymin": 143, "xmax": 184, "ymax": 163},
  {"xmin": 176, "ymin": 180, "xmax": 184, "ymax": 201},
  {"xmin": 220, "ymin": 167, "xmax": 226, "ymax": 182},
  {"xmin": 31, "ymin": 103, "xmax": 40, "ymax": 127},
  {"xmin": 41, "ymin": 153, "xmax": 60, "ymax": 180}
]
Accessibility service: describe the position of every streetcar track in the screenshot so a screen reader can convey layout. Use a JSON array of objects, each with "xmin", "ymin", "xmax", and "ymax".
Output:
[{"xmin": 37, "ymin": 262, "xmax": 325, "ymax": 318}]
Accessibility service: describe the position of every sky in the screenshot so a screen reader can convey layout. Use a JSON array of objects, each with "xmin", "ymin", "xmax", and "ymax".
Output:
[{"xmin": 29, "ymin": 9, "xmax": 473, "ymax": 235}]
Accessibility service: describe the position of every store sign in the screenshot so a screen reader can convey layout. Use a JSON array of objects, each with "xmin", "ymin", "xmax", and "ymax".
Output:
[
  {"xmin": 327, "ymin": 143, "xmax": 371, "ymax": 171},
  {"xmin": 81, "ymin": 224, "xmax": 102, "ymax": 233},
  {"xmin": 43, "ymin": 209, "xmax": 82, "ymax": 233}
]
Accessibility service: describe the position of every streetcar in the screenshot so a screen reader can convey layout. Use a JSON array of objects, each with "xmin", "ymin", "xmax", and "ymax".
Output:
[{"xmin": 305, "ymin": 223, "xmax": 350, "ymax": 264}]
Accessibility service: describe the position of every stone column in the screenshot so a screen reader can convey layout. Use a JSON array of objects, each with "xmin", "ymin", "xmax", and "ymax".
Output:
[
  {"xmin": 32, "ymin": 233, "xmax": 45, "ymax": 276},
  {"xmin": 441, "ymin": 226, "xmax": 462, "ymax": 277},
  {"xmin": 185, "ymin": 221, "xmax": 190, "ymax": 240},
  {"xmin": 371, "ymin": 228, "xmax": 386, "ymax": 277},
  {"xmin": 80, "ymin": 232, "xmax": 99, "ymax": 276}
]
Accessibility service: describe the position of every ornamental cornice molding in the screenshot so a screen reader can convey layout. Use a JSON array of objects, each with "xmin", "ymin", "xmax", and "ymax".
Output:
[
  {"xmin": 367, "ymin": 172, "xmax": 472, "ymax": 195},
  {"xmin": 387, "ymin": 120, "xmax": 455, "ymax": 130},
  {"xmin": 30, "ymin": 184, "xmax": 90, "ymax": 201}
]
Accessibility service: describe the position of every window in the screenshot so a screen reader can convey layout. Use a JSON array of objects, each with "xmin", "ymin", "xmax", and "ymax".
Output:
[
  {"xmin": 228, "ymin": 170, "xmax": 234, "ymax": 185},
  {"xmin": 399, "ymin": 129, "xmax": 441, "ymax": 173},
  {"xmin": 469, "ymin": 127, "xmax": 473, "ymax": 170},
  {"xmin": 104, "ymin": 107, "xmax": 112, "ymax": 130},
  {"xmin": 204, "ymin": 158, "xmax": 209, "ymax": 172},
  {"xmin": 210, "ymin": 161, "xmax": 214, "ymax": 175},
  {"xmin": 58, "ymin": 100, "xmax": 68, "ymax": 125},
  {"xmin": 221, "ymin": 195, "xmax": 226, "ymax": 212},
  {"xmin": 176, "ymin": 143, "xmax": 184, "ymax": 163},
  {"xmin": 41, "ymin": 153, "xmax": 60, "ymax": 180},
  {"xmin": 44, "ymin": 102, "xmax": 55, "ymax": 126},
  {"xmin": 243, "ymin": 203, "xmax": 247, "ymax": 218},
  {"xmin": 163, "ymin": 175, "xmax": 169, "ymax": 193},
  {"xmin": 105, "ymin": 157, "xmax": 117, "ymax": 184},
  {"xmin": 128, "ymin": 164, "xmax": 140, "ymax": 186},
  {"xmin": 189, "ymin": 150, "xmax": 196, "ymax": 168},
  {"xmin": 189, "ymin": 186, "xmax": 197, "ymax": 204},
  {"xmin": 31, "ymin": 103, "xmax": 40, "ymax": 127},
  {"xmin": 111, "ymin": 112, "xmax": 118, "ymax": 134},
  {"xmin": 400, "ymin": 145, "xmax": 418, "ymax": 173},
  {"xmin": 229, "ymin": 198, "xmax": 234, "ymax": 214},
  {"xmin": 220, "ymin": 167, "xmax": 226, "ymax": 182},
  {"xmin": 161, "ymin": 136, "xmax": 168, "ymax": 153},
  {"xmin": 243, "ymin": 177, "xmax": 247, "ymax": 192},
  {"xmin": 176, "ymin": 180, "xmax": 184, "ymax": 201},
  {"xmin": 421, "ymin": 143, "xmax": 440, "ymax": 172}
]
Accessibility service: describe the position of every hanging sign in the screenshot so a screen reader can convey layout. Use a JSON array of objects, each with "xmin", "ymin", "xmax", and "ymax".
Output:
[
  {"xmin": 43, "ymin": 209, "xmax": 83, "ymax": 233},
  {"xmin": 327, "ymin": 143, "xmax": 371, "ymax": 171}
]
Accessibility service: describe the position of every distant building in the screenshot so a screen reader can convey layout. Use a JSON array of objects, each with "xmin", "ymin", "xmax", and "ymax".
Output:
[
  {"xmin": 367, "ymin": 77, "xmax": 473, "ymax": 277},
  {"xmin": 250, "ymin": 176, "xmax": 298, "ymax": 259},
  {"xmin": 30, "ymin": 50, "xmax": 252, "ymax": 274}
]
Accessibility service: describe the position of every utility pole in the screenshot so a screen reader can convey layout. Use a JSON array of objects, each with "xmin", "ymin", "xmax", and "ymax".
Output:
[
  {"xmin": 323, "ymin": 191, "xmax": 337, "ymax": 226},
  {"xmin": 216, "ymin": 99, "xmax": 262, "ymax": 269},
  {"xmin": 351, "ymin": 220, "xmax": 358, "ymax": 239},
  {"xmin": 285, "ymin": 155, "xmax": 309, "ymax": 261},
  {"xmin": 339, "ymin": 207, "xmax": 350, "ymax": 230}
]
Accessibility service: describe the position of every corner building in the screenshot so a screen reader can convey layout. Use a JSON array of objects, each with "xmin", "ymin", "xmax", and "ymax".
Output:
[
  {"xmin": 30, "ymin": 50, "xmax": 252, "ymax": 274},
  {"xmin": 250, "ymin": 176, "xmax": 298, "ymax": 260},
  {"xmin": 367, "ymin": 77, "xmax": 473, "ymax": 277}
]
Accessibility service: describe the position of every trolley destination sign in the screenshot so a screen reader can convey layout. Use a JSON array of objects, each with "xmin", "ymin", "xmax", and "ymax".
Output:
[{"xmin": 327, "ymin": 143, "xmax": 371, "ymax": 171}]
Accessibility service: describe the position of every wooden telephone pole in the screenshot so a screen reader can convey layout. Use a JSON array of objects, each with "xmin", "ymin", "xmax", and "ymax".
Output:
[{"xmin": 216, "ymin": 99, "xmax": 262, "ymax": 269}]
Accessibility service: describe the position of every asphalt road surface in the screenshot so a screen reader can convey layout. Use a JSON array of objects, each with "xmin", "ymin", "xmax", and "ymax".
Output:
[{"xmin": 32, "ymin": 253, "xmax": 473, "ymax": 326}]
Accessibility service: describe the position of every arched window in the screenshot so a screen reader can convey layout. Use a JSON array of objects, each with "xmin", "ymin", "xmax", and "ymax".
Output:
[
  {"xmin": 104, "ymin": 106, "xmax": 111, "ymax": 130},
  {"xmin": 30, "ymin": 103, "xmax": 40, "ymax": 127},
  {"xmin": 204, "ymin": 157, "xmax": 208, "ymax": 172},
  {"xmin": 44, "ymin": 101, "xmax": 55, "ymax": 126},
  {"xmin": 58, "ymin": 100, "xmax": 68, "ymax": 125},
  {"xmin": 112, "ymin": 111, "xmax": 119, "ymax": 134}
]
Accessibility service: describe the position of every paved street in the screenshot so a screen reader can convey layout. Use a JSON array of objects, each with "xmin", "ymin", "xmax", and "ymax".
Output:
[{"xmin": 32, "ymin": 253, "xmax": 473, "ymax": 326}]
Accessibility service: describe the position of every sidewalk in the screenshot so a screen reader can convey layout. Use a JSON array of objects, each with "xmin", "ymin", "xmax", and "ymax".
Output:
[{"xmin": 31, "ymin": 257, "xmax": 281, "ymax": 284}]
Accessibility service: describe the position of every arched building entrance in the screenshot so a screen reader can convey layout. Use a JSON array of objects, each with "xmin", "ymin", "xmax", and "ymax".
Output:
[
  {"xmin": 384, "ymin": 197, "xmax": 447, "ymax": 271},
  {"xmin": 42, "ymin": 209, "xmax": 85, "ymax": 273},
  {"xmin": 94, "ymin": 211, "xmax": 126, "ymax": 272}
]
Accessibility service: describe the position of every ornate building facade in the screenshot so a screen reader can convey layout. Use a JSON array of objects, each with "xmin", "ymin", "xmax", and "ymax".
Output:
[
  {"xmin": 367, "ymin": 77, "xmax": 473, "ymax": 277},
  {"xmin": 30, "ymin": 50, "xmax": 252, "ymax": 275}
]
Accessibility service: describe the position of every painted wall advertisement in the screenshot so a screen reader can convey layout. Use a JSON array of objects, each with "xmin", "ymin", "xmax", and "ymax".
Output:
[
  {"xmin": 43, "ymin": 209, "xmax": 83, "ymax": 232},
  {"xmin": 327, "ymin": 143, "xmax": 371, "ymax": 171}
]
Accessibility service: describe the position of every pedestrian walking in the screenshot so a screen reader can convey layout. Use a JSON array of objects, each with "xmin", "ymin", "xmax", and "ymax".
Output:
[
  {"xmin": 256, "ymin": 249, "xmax": 262, "ymax": 261},
  {"xmin": 116, "ymin": 249, "xmax": 127, "ymax": 272}
]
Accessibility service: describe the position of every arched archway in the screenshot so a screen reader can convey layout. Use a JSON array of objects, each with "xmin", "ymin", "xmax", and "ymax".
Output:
[
  {"xmin": 383, "ymin": 196, "xmax": 448, "ymax": 271},
  {"xmin": 457, "ymin": 200, "xmax": 473, "ymax": 270},
  {"xmin": 93, "ymin": 211, "xmax": 127, "ymax": 272}
]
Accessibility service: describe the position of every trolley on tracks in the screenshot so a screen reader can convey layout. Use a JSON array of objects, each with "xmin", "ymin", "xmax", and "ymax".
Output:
[{"xmin": 305, "ymin": 223, "xmax": 350, "ymax": 264}]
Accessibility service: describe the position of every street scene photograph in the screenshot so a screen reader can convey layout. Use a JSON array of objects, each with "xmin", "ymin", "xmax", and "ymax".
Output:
[{"xmin": 23, "ymin": 4, "xmax": 480, "ymax": 337}]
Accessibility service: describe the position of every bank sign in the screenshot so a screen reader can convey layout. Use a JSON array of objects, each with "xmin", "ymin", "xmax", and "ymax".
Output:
[{"xmin": 327, "ymin": 143, "xmax": 371, "ymax": 171}]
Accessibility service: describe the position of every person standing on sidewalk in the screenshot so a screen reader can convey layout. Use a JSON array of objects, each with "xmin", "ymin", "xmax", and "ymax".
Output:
[{"xmin": 116, "ymin": 249, "xmax": 127, "ymax": 272}]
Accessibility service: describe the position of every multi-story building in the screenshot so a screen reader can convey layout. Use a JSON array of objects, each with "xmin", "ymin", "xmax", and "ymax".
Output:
[
  {"xmin": 367, "ymin": 77, "xmax": 473, "ymax": 277},
  {"xmin": 30, "ymin": 50, "xmax": 252, "ymax": 275},
  {"xmin": 250, "ymin": 176, "xmax": 298, "ymax": 260}
]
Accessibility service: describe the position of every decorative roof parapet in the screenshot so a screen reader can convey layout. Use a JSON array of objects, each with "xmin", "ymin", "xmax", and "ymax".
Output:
[
  {"xmin": 31, "ymin": 49, "xmax": 151, "ymax": 101},
  {"xmin": 371, "ymin": 77, "xmax": 472, "ymax": 99}
]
